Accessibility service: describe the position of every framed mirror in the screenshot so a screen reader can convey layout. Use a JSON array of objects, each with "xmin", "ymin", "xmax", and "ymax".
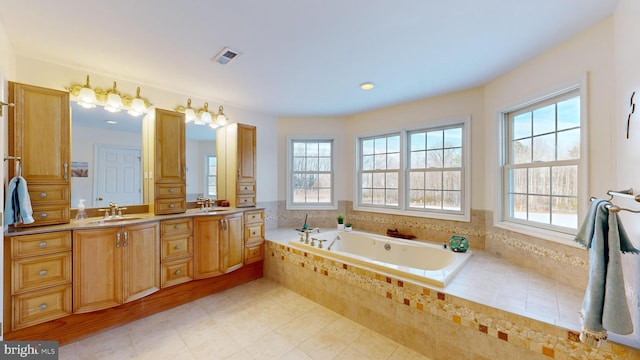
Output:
[{"xmin": 71, "ymin": 100, "xmax": 218, "ymax": 209}]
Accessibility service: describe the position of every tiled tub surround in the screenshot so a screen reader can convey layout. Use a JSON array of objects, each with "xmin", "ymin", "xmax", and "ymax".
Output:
[
  {"xmin": 269, "ymin": 201, "xmax": 589, "ymax": 289},
  {"xmin": 265, "ymin": 232, "xmax": 640, "ymax": 359}
]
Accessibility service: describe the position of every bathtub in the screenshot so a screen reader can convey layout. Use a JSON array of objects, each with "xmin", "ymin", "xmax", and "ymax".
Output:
[{"xmin": 287, "ymin": 230, "xmax": 472, "ymax": 287}]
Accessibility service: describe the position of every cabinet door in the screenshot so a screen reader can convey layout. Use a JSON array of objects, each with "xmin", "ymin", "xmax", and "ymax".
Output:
[
  {"xmin": 122, "ymin": 223, "xmax": 160, "ymax": 303},
  {"xmin": 193, "ymin": 216, "xmax": 223, "ymax": 279},
  {"xmin": 237, "ymin": 124, "xmax": 256, "ymax": 181},
  {"xmin": 73, "ymin": 228, "xmax": 123, "ymax": 313},
  {"xmin": 9, "ymin": 82, "xmax": 70, "ymax": 183},
  {"xmin": 222, "ymin": 213, "xmax": 244, "ymax": 273},
  {"xmin": 154, "ymin": 108, "xmax": 185, "ymax": 183}
]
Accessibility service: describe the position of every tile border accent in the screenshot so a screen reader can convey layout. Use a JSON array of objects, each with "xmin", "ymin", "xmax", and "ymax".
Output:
[{"xmin": 267, "ymin": 241, "xmax": 639, "ymax": 359}]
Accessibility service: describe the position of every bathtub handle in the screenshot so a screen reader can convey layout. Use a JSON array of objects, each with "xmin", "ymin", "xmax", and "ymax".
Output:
[{"xmin": 317, "ymin": 239, "xmax": 327, "ymax": 249}]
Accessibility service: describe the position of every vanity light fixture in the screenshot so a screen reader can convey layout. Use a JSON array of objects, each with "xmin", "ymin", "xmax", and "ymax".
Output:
[
  {"xmin": 216, "ymin": 105, "xmax": 228, "ymax": 126},
  {"xmin": 127, "ymin": 87, "xmax": 148, "ymax": 116},
  {"xmin": 198, "ymin": 102, "xmax": 214, "ymax": 125},
  {"xmin": 77, "ymin": 75, "xmax": 98, "ymax": 108},
  {"xmin": 104, "ymin": 82, "xmax": 124, "ymax": 113}
]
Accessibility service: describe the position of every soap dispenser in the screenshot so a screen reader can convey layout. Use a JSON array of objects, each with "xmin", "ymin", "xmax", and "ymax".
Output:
[{"xmin": 76, "ymin": 199, "xmax": 88, "ymax": 221}]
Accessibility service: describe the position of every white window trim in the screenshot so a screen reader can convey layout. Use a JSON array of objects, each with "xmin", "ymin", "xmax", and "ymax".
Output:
[
  {"xmin": 354, "ymin": 117, "xmax": 471, "ymax": 222},
  {"xmin": 495, "ymin": 75, "xmax": 588, "ymax": 247},
  {"xmin": 286, "ymin": 136, "xmax": 337, "ymax": 210},
  {"xmin": 205, "ymin": 154, "xmax": 216, "ymax": 198}
]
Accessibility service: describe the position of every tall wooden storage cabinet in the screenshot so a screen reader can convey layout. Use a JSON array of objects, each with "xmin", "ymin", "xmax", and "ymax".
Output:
[
  {"xmin": 216, "ymin": 123, "xmax": 256, "ymax": 207},
  {"xmin": 152, "ymin": 108, "xmax": 186, "ymax": 214},
  {"xmin": 8, "ymin": 82, "xmax": 71, "ymax": 226}
]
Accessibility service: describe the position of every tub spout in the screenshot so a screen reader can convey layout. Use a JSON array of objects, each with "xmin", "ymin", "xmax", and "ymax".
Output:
[
  {"xmin": 327, "ymin": 234, "xmax": 341, "ymax": 251},
  {"xmin": 304, "ymin": 228, "xmax": 320, "ymax": 243}
]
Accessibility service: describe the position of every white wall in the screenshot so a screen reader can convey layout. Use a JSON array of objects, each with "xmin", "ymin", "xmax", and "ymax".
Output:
[
  {"xmin": 185, "ymin": 139, "xmax": 216, "ymax": 200},
  {"xmin": 484, "ymin": 17, "xmax": 616, "ymax": 218},
  {"xmin": 613, "ymin": 0, "xmax": 640, "ymax": 348},
  {"xmin": 13, "ymin": 56, "xmax": 280, "ymax": 204}
]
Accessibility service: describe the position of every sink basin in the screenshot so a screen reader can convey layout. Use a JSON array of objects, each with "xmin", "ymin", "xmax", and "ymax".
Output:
[
  {"xmin": 85, "ymin": 216, "xmax": 144, "ymax": 225},
  {"xmin": 198, "ymin": 207, "xmax": 230, "ymax": 213}
]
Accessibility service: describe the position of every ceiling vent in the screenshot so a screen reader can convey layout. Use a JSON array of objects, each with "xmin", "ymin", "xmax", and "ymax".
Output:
[{"xmin": 212, "ymin": 47, "xmax": 240, "ymax": 65}]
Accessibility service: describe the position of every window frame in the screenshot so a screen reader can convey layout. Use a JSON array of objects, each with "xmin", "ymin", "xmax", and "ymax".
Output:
[
  {"xmin": 205, "ymin": 154, "xmax": 216, "ymax": 198},
  {"xmin": 286, "ymin": 136, "xmax": 337, "ymax": 210},
  {"xmin": 497, "ymin": 81, "xmax": 588, "ymax": 244},
  {"xmin": 354, "ymin": 117, "xmax": 471, "ymax": 222}
]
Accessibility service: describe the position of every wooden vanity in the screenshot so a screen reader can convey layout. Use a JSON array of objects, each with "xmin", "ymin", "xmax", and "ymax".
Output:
[{"xmin": 3, "ymin": 81, "xmax": 264, "ymax": 344}]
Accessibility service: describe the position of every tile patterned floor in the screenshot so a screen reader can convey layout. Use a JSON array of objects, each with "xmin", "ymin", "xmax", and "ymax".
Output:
[{"xmin": 58, "ymin": 278, "xmax": 430, "ymax": 360}]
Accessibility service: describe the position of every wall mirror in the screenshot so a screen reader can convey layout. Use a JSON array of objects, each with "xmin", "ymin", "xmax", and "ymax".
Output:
[{"xmin": 71, "ymin": 101, "xmax": 217, "ymax": 209}]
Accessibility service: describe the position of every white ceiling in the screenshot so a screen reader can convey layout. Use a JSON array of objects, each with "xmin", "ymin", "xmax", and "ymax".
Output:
[{"xmin": 0, "ymin": 0, "xmax": 618, "ymax": 117}]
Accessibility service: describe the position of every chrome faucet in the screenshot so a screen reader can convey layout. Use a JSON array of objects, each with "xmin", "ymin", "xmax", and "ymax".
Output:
[{"xmin": 196, "ymin": 196, "xmax": 212, "ymax": 210}]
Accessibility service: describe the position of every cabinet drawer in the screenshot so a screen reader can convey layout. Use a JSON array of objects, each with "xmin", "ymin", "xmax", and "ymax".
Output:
[
  {"xmin": 245, "ymin": 224, "xmax": 264, "ymax": 243},
  {"xmin": 12, "ymin": 252, "xmax": 72, "ymax": 294},
  {"xmin": 27, "ymin": 184, "xmax": 70, "ymax": 204},
  {"xmin": 161, "ymin": 218, "xmax": 193, "ymax": 237},
  {"xmin": 29, "ymin": 204, "xmax": 70, "ymax": 226},
  {"xmin": 244, "ymin": 210, "xmax": 264, "ymax": 225},
  {"xmin": 245, "ymin": 242, "xmax": 264, "ymax": 264},
  {"xmin": 155, "ymin": 198, "xmax": 186, "ymax": 214},
  {"xmin": 161, "ymin": 258, "xmax": 193, "ymax": 288},
  {"xmin": 162, "ymin": 236, "xmax": 193, "ymax": 261},
  {"xmin": 238, "ymin": 181, "xmax": 256, "ymax": 195},
  {"xmin": 12, "ymin": 284, "xmax": 72, "ymax": 330},
  {"xmin": 155, "ymin": 184, "xmax": 186, "ymax": 198},
  {"xmin": 237, "ymin": 195, "xmax": 255, "ymax": 208},
  {"xmin": 10, "ymin": 231, "xmax": 72, "ymax": 259}
]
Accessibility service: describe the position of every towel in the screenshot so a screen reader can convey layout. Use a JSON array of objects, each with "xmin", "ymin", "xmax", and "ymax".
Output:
[
  {"xmin": 574, "ymin": 198, "xmax": 639, "ymax": 346},
  {"xmin": 4, "ymin": 176, "xmax": 35, "ymax": 228}
]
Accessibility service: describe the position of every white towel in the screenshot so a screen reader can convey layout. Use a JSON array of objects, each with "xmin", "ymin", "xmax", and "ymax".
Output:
[{"xmin": 4, "ymin": 176, "xmax": 35, "ymax": 229}]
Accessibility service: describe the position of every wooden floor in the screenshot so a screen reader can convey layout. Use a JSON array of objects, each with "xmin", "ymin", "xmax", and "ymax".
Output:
[{"xmin": 3, "ymin": 261, "xmax": 263, "ymax": 345}]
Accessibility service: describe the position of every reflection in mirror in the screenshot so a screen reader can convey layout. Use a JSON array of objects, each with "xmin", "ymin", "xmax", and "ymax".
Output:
[
  {"xmin": 71, "ymin": 101, "xmax": 218, "ymax": 209},
  {"xmin": 71, "ymin": 101, "xmax": 143, "ymax": 208},
  {"xmin": 185, "ymin": 123, "xmax": 217, "ymax": 202}
]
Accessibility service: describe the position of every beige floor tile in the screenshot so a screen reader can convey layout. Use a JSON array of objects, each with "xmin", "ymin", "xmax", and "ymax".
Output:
[
  {"xmin": 333, "ymin": 346, "xmax": 373, "ymax": 360},
  {"xmin": 321, "ymin": 317, "xmax": 366, "ymax": 344},
  {"xmin": 222, "ymin": 348, "xmax": 255, "ymax": 360},
  {"xmin": 130, "ymin": 326, "xmax": 188, "ymax": 358},
  {"xmin": 388, "ymin": 345, "xmax": 433, "ymax": 360},
  {"xmin": 222, "ymin": 314, "xmax": 273, "ymax": 347},
  {"xmin": 298, "ymin": 332, "xmax": 350, "ymax": 360},
  {"xmin": 280, "ymin": 348, "xmax": 314, "ymax": 360},
  {"xmin": 187, "ymin": 327, "xmax": 243, "ymax": 360},
  {"xmin": 348, "ymin": 328, "xmax": 401, "ymax": 360},
  {"xmin": 175, "ymin": 316, "xmax": 225, "ymax": 349},
  {"xmin": 245, "ymin": 331, "xmax": 296, "ymax": 359},
  {"xmin": 58, "ymin": 342, "xmax": 79, "ymax": 360}
]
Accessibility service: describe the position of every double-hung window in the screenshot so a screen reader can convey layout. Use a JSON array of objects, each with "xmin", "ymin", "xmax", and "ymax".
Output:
[
  {"xmin": 356, "ymin": 120, "xmax": 469, "ymax": 220},
  {"xmin": 206, "ymin": 155, "xmax": 216, "ymax": 197},
  {"xmin": 503, "ymin": 89, "xmax": 581, "ymax": 233},
  {"xmin": 287, "ymin": 138, "xmax": 335, "ymax": 209}
]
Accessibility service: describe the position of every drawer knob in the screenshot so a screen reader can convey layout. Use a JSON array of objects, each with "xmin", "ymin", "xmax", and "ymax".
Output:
[
  {"xmin": 252, "ymin": 215, "xmax": 256, "ymax": 219},
  {"xmin": 38, "ymin": 241, "xmax": 47, "ymax": 248},
  {"xmin": 175, "ymin": 245, "xmax": 181, "ymax": 250},
  {"xmin": 175, "ymin": 225, "xmax": 181, "ymax": 229},
  {"xmin": 39, "ymin": 213, "xmax": 47, "ymax": 218},
  {"xmin": 253, "ymin": 250, "xmax": 257, "ymax": 255},
  {"xmin": 244, "ymin": 186, "xmax": 248, "ymax": 190},
  {"xmin": 169, "ymin": 188, "xmax": 175, "ymax": 193},
  {"xmin": 175, "ymin": 270, "xmax": 181, "ymax": 275},
  {"xmin": 39, "ymin": 270, "xmax": 47, "ymax": 276},
  {"xmin": 243, "ymin": 199, "xmax": 248, "ymax": 203},
  {"xmin": 252, "ymin": 231, "xmax": 256, "ymax": 235},
  {"xmin": 39, "ymin": 192, "xmax": 47, "ymax": 198},
  {"xmin": 169, "ymin": 203, "xmax": 175, "ymax": 208},
  {"xmin": 39, "ymin": 304, "xmax": 47, "ymax": 310}
]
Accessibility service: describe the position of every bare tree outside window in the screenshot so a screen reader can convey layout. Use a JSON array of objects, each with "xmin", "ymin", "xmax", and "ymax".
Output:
[{"xmin": 504, "ymin": 91, "xmax": 580, "ymax": 231}]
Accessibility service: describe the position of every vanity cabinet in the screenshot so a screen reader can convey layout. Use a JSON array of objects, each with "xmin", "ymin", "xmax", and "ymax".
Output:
[
  {"xmin": 193, "ymin": 213, "xmax": 244, "ymax": 279},
  {"xmin": 4, "ymin": 231, "xmax": 72, "ymax": 330},
  {"xmin": 216, "ymin": 123, "xmax": 256, "ymax": 208},
  {"xmin": 244, "ymin": 209, "xmax": 265, "ymax": 264},
  {"xmin": 8, "ymin": 82, "xmax": 71, "ymax": 226},
  {"xmin": 160, "ymin": 217, "xmax": 193, "ymax": 288},
  {"xmin": 72, "ymin": 222, "xmax": 159, "ymax": 313},
  {"xmin": 152, "ymin": 108, "xmax": 186, "ymax": 214}
]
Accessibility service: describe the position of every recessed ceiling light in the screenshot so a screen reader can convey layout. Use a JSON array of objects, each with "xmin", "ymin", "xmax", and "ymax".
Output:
[
  {"xmin": 360, "ymin": 82, "xmax": 375, "ymax": 90},
  {"xmin": 105, "ymin": 120, "xmax": 118, "ymax": 124}
]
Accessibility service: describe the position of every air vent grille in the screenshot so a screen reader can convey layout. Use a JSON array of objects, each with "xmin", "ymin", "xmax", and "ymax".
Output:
[{"xmin": 212, "ymin": 47, "xmax": 240, "ymax": 65}]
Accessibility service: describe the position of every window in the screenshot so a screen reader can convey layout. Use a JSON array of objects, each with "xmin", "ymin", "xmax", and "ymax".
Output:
[
  {"xmin": 206, "ymin": 155, "xmax": 216, "ymax": 197},
  {"xmin": 360, "ymin": 134, "xmax": 401, "ymax": 207},
  {"xmin": 503, "ymin": 89, "xmax": 581, "ymax": 232},
  {"xmin": 408, "ymin": 126, "xmax": 463, "ymax": 212},
  {"xmin": 356, "ymin": 120, "xmax": 469, "ymax": 220},
  {"xmin": 287, "ymin": 138, "xmax": 335, "ymax": 209}
]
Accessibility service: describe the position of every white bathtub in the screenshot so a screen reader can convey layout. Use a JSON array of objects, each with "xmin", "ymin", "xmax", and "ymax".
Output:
[{"xmin": 288, "ymin": 230, "xmax": 472, "ymax": 287}]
